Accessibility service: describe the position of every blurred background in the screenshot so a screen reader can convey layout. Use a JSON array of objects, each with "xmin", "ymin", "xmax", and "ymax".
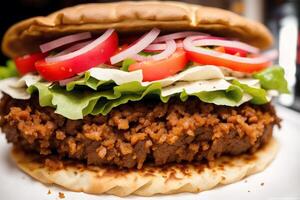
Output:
[{"xmin": 0, "ymin": 0, "xmax": 299, "ymax": 111}]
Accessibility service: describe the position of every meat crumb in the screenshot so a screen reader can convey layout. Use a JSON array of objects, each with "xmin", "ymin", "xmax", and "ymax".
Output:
[
  {"xmin": 96, "ymin": 146, "xmax": 107, "ymax": 159},
  {"xmin": 47, "ymin": 190, "xmax": 51, "ymax": 195},
  {"xmin": 58, "ymin": 192, "xmax": 65, "ymax": 199}
]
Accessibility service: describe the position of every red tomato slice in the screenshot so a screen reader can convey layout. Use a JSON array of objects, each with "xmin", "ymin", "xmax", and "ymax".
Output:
[
  {"xmin": 186, "ymin": 50, "xmax": 269, "ymax": 73},
  {"xmin": 128, "ymin": 49, "xmax": 187, "ymax": 81},
  {"xmin": 36, "ymin": 31, "xmax": 118, "ymax": 81},
  {"xmin": 14, "ymin": 52, "xmax": 46, "ymax": 75},
  {"xmin": 224, "ymin": 47, "xmax": 248, "ymax": 57},
  {"xmin": 113, "ymin": 44, "xmax": 129, "ymax": 57},
  {"xmin": 214, "ymin": 46, "xmax": 247, "ymax": 57}
]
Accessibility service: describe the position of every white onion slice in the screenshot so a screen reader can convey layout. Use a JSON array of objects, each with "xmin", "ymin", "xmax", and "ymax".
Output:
[
  {"xmin": 144, "ymin": 41, "xmax": 183, "ymax": 51},
  {"xmin": 110, "ymin": 28, "xmax": 160, "ymax": 64},
  {"xmin": 154, "ymin": 31, "xmax": 208, "ymax": 43},
  {"xmin": 192, "ymin": 38, "xmax": 259, "ymax": 54},
  {"xmin": 144, "ymin": 43, "xmax": 167, "ymax": 51},
  {"xmin": 40, "ymin": 32, "xmax": 92, "ymax": 53},
  {"xmin": 132, "ymin": 40, "xmax": 177, "ymax": 61},
  {"xmin": 55, "ymin": 40, "xmax": 93, "ymax": 57},
  {"xmin": 46, "ymin": 29, "xmax": 115, "ymax": 63},
  {"xmin": 183, "ymin": 36, "xmax": 269, "ymax": 64}
]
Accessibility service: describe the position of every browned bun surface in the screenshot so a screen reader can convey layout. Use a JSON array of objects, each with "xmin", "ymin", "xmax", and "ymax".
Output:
[
  {"xmin": 2, "ymin": 1, "xmax": 273, "ymax": 58},
  {"xmin": 11, "ymin": 137, "xmax": 278, "ymax": 196}
]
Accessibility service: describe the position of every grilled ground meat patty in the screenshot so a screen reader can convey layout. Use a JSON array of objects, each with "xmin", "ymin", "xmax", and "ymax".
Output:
[{"xmin": 0, "ymin": 95, "xmax": 280, "ymax": 169}]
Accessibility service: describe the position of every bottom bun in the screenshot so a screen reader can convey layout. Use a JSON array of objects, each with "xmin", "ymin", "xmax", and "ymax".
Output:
[{"xmin": 11, "ymin": 138, "xmax": 278, "ymax": 197}]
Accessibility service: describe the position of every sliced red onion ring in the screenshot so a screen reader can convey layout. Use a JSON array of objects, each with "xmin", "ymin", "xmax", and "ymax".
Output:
[
  {"xmin": 261, "ymin": 49, "xmax": 278, "ymax": 61},
  {"xmin": 144, "ymin": 43, "xmax": 167, "ymax": 51},
  {"xmin": 154, "ymin": 31, "xmax": 208, "ymax": 43},
  {"xmin": 40, "ymin": 32, "xmax": 92, "ymax": 53},
  {"xmin": 131, "ymin": 40, "xmax": 177, "ymax": 61},
  {"xmin": 55, "ymin": 40, "xmax": 93, "ymax": 57},
  {"xmin": 183, "ymin": 36, "xmax": 269, "ymax": 64},
  {"xmin": 46, "ymin": 29, "xmax": 115, "ymax": 63},
  {"xmin": 110, "ymin": 28, "xmax": 160, "ymax": 64},
  {"xmin": 192, "ymin": 38, "xmax": 259, "ymax": 54},
  {"xmin": 144, "ymin": 41, "xmax": 183, "ymax": 51}
]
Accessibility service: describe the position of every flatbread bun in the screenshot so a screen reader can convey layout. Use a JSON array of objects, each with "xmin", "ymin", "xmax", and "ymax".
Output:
[
  {"xmin": 11, "ymin": 137, "xmax": 278, "ymax": 197},
  {"xmin": 2, "ymin": 1, "xmax": 273, "ymax": 58}
]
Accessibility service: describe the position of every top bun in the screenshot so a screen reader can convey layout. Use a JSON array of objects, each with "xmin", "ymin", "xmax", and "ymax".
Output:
[{"xmin": 2, "ymin": 1, "xmax": 273, "ymax": 58}]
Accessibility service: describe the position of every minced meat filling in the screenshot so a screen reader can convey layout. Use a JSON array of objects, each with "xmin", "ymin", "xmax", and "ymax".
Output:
[{"xmin": 0, "ymin": 95, "xmax": 280, "ymax": 169}]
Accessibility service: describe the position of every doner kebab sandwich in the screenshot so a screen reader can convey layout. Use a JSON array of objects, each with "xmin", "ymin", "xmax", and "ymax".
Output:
[{"xmin": 0, "ymin": 1, "xmax": 288, "ymax": 197}]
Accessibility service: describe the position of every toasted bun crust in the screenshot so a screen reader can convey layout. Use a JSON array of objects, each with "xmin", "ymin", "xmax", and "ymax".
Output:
[
  {"xmin": 2, "ymin": 1, "xmax": 273, "ymax": 58},
  {"xmin": 11, "ymin": 137, "xmax": 278, "ymax": 197}
]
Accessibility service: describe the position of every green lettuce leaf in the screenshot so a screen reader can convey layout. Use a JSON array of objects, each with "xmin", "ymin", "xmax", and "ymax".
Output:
[
  {"xmin": 28, "ymin": 81, "xmax": 167, "ymax": 119},
  {"xmin": 0, "ymin": 60, "xmax": 18, "ymax": 80},
  {"xmin": 27, "ymin": 82, "xmax": 53, "ymax": 106},
  {"xmin": 138, "ymin": 51, "xmax": 159, "ymax": 56},
  {"xmin": 180, "ymin": 85, "xmax": 244, "ymax": 106},
  {"xmin": 28, "ymin": 80, "xmax": 250, "ymax": 120},
  {"xmin": 253, "ymin": 66, "xmax": 289, "ymax": 93},
  {"xmin": 26, "ymin": 66, "xmax": 289, "ymax": 120},
  {"xmin": 120, "ymin": 59, "xmax": 135, "ymax": 71},
  {"xmin": 66, "ymin": 73, "xmax": 110, "ymax": 91},
  {"xmin": 231, "ymin": 79, "xmax": 268, "ymax": 104}
]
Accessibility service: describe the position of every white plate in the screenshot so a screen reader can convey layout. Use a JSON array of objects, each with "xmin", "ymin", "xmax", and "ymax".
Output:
[{"xmin": 1, "ymin": 105, "xmax": 300, "ymax": 200}]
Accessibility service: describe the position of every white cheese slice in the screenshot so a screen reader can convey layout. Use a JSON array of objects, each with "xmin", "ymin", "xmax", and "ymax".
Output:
[
  {"xmin": 235, "ymin": 78, "xmax": 260, "ymax": 86},
  {"xmin": 225, "ymin": 77, "xmax": 260, "ymax": 86},
  {"xmin": 238, "ymin": 94, "xmax": 253, "ymax": 106},
  {"xmin": 220, "ymin": 67, "xmax": 252, "ymax": 78},
  {"xmin": 88, "ymin": 65, "xmax": 224, "ymax": 87},
  {"xmin": 88, "ymin": 68, "xmax": 143, "ymax": 85},
  {"xmin": 161, "ymin": 79, "xmax": 231, "ymax": 97},
  {"xmin": 12, "ymin": 73, "xmax": 42, "ymax": 88},
  {"xmin": 0, "ymin": 74, "xmax": 42, "ymax": 100},
  {"xmin": 142, "ymin": 65, "xmax": 224, "ymax": 87},
  {"xmin": 0, "ymin": 78, "xmax": 30, "ymax": 99},
  {"xmin": 161, "ymin": 78, "xmax": 261, "ymax": 97}
]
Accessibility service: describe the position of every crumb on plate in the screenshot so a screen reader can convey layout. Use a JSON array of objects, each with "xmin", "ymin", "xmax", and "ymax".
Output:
[{"xmin": 59, "ymin": 192, "xmax": 65, "ymax": 199}]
